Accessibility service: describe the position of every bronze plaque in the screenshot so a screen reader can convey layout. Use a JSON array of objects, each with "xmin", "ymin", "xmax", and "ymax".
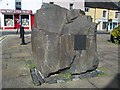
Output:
[{"xmin": 74, "ymin": 35, "xmax": 86, "ymax": 50}]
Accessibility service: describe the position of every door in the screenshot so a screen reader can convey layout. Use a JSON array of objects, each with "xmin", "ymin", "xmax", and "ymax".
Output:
[
  {"xmin": 14, "ymin": 14, "xmax": 20, "ymax": 29},
  {"xmin": 31, "ymin": 14, "xmax": 34, "ymax": 29}
]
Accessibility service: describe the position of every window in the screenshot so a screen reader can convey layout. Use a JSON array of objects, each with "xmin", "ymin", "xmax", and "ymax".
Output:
[
  {"xmin": 15, "ymin": 2, "xmax": 21, "ymax": 10},
  {"xmin": 115, "ymin": 12, "xmax": 118, "ymax": 18},
  {"xmin": 50, "ymin": 2, "xmax": 54, "ymax": 4},
  {"xmin": 16, "ymin": 7, "xmax": 21, "ymax": 10},
  {"xmin": 18, "ymin": 2, "xmax": 21, "ymax": 5},
  {"xmin": 4, "ymin": 15, "xmax": 13, "ymax": 26},
  {"xmin": 103, "ymin": 11, "xmax": 106, "ymax": 17},
  {"xmin": 85, "ymin": 7, "xmax": 89, "ymax": 12},
  {"xmin": 21, "ymin": 15, "xmax": 29, "ymax": 27},
  {"xmin": 102, "ymin": 22, "xmax": 107, "ymax": 29},
  {"xmin": 16, "ymin": 2, "xmax": 21, "ymax": 5},
  {"xmin": 113, "ymin": 22, "xmax": 117, "ymax": 28},
  {"xmin": 69, "ymin": 3, "xmax": 73, "ymax": 10},
  {"xmin": 16, "ymin": 2, "xmax": 18, "ymax": 5}
]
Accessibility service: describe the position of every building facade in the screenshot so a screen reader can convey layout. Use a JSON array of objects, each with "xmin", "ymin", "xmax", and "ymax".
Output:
[
  {"xmin": 85, "ymin": 1, "xmax": 120, "ymax": 31},
  {"xmin": 21, "ymin": 0, "xmax": 42, "ymax": 14},
  {"xmin": 0, "ymin": 0, "xmax": 42, "ymax": 30},
  {"xmin": 0, "ymin": 9, "xmax": 33, "ymax": 30},
  {"xmin": 0, "ymin": 0, "xmax": 85, "ymax": 30},
  {"xmin": 43, "ymin": 0, "xmax": 85, "ymax": 10},
  {"xmin": 0, "ymin": 0, "xmax": 15, "ymax": 10}
]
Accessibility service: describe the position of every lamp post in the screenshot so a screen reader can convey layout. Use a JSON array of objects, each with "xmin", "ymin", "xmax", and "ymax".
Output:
[{"xmin": 106, "ymin": 9, "xmax": 110, "ymax": 32}]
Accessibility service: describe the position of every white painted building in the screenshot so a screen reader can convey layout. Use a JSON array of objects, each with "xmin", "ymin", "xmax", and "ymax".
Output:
[
  {"xmin": 21, "ymin": 0, "xmax": 42, "ymax": 14},
  {"xmin": 0, "ymin": 0, "xmax": 15, "ymax": 29},
  {"xmin": 0, "ymin": 0, "xmax": 42, "ymax": 13},
  {"xmin": 0, "ymin": 0, "xmax": 15, "ymax": 9},
  {"xmin": 0, "ymin": 0, "xmax": 42, "ymax": 30},
  {"xmin": 85, "ymin": 1, "xmax": 120, "ymax": 31},
  {"xmin": 43, "ymin": 0, "xmax": 85, "ymax": 11}
]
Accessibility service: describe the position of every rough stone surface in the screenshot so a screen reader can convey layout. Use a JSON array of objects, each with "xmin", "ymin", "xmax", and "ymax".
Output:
[{"xmin": 31, "ymin": 3, "xmax": 99, "ymax": 78}]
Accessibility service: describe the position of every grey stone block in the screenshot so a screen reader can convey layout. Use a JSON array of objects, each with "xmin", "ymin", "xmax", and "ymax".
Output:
[{"xmin": 31, "ymin": 3, "xmax": 99, "ymax": 80}]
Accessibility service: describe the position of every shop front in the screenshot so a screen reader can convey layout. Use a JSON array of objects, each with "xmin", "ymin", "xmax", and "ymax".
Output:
[{"xmin": 0, "ymin": 9, "xmax": 34, "ymax": 30}]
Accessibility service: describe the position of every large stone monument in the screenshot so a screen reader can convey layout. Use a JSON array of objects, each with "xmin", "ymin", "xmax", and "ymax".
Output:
[{"xmin": 31, "ymin": 3, "xmax": 99, "ymax": 84}]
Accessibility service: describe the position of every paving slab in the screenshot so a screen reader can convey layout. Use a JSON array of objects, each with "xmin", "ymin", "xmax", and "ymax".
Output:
[
  {"xmin": 11, "ymin": 52, "xmax": 31, "ymax": 58},
  {"xmin": 2, "ymin": 35, "xmax": 34, "ymax": 88},
  {"xmin": 87, "ymin": 76, "xmax": 118, "ymax": 88},
  {"xmin": 62, "ymin": 79, "xmax": 96, "ymax": 88},
  {"xmin": 35, "ymin": 78, "xmax": 96, "ymax": 88}
]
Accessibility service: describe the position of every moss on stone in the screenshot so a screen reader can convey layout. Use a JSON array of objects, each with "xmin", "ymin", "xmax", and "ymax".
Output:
[
  {"xmin": 26, "ymin": 60, "xmax": 36, "ymax": 70},
  {"xmin": 60, "ymin": 72, "xmax": 72, "ymax": 79},
  {"xmin": 96, "ymin": 68, "xmax": 107, "ymax": 77}
]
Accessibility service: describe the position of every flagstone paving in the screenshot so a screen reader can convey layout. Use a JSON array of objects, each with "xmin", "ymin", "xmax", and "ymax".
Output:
[{"xmin": 1, "ymin": 34, "xmax": 119, "ymax": 88}]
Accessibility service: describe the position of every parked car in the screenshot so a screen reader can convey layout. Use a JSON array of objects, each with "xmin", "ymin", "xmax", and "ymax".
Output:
[{"xmin": 110, "ymin": 25, "xmax": 120, "ymax": 44}]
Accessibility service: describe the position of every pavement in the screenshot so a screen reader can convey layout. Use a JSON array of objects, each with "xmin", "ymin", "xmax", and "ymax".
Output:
[
  {"xmin": 0, "ymin": 29, "xmax": 31, "ymax": 37},
  {"xmin": 1, "ymin": 33, "xmax": 119, "ymax": 88},
  {"xmin": 0, "ymin": 29, "xmax": 109, "ymax": 37}
]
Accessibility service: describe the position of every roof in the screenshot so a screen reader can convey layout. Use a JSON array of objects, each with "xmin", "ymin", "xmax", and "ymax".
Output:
[{"xmin": 85, "ymin": 1, "xmax": 120, "ymax": 10}]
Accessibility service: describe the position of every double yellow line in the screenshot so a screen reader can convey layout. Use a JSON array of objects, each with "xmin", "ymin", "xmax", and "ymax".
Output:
[{"xmin": 0, "ymin": 36, "xmax": 6, "ymax": 42}]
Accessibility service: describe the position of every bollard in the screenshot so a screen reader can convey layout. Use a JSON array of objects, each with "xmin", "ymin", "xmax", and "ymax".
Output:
[
  {"xmin": 20, "ymin": 26, "xmax": 22, "ymax": 38},
  {"xmin": 20, "ymin": 26, "xmax": 27, "ymax": 45}
]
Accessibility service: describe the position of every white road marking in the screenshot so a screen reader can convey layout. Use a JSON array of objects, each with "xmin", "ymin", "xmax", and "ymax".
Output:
[{"xmin": 0, "ymin": 36, "xmax": 7, "ymax": 43}]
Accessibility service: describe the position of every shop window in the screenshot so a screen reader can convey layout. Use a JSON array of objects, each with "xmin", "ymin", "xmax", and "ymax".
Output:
[
  {"xmin": 21, "ymin": 15, "xmax": 29, "ymax": 27},
  {"xmin": 102, "ymin": 22, "xmax": 107, "ymax": 29},
  {"xmin": 103, "ymin": 11, "xmax": 106, "ymax": 17},
  {"xmin": 85, "ymin": 7, "xmax": 89, "ymax": 12},
  {"xmin": 4, "ymin": 15, "xmax": 13, "ymax": 26},
  {"xmin": 69, "ymin": 3, "xmax": 73, "ymax": 10}
]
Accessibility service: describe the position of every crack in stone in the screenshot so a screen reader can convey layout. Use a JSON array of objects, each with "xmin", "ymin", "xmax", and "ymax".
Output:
[{"xmin": 46, "ymin": 55, "xmax": 76, "ymax": 78}]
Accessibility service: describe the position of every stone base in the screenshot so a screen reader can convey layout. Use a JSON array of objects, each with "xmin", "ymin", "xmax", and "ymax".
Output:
[{"xmin": 30, "ymin": 68, "xmax": 103, "ymax": 85}]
